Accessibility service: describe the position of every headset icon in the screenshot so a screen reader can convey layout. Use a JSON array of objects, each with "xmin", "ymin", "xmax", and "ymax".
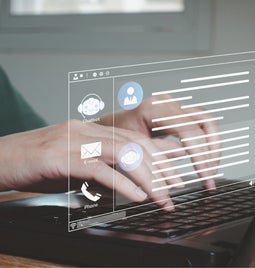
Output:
[{"xmin": 78, "ymin": 93, "xmax": 105, "ymax": 118}]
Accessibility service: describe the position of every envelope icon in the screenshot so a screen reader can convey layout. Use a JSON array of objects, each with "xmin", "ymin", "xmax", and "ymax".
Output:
[{"xmin": 81, "ymin": 142, "xmax": 102, "ymax": 159}]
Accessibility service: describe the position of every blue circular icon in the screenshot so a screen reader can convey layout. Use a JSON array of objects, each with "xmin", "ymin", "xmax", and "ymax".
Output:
[
  {"xmin": 118, "ymin": 82, "xmax": 143, "ymax": 110},
  {"xmin": 118, "ymin": 143, "xmax": 143, "ymax": 172}
]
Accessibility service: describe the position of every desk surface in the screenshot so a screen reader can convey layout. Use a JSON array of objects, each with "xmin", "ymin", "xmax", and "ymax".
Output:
[{"xmin": 0, "ymin": 191, "xmax": 75, "ymax": 268}]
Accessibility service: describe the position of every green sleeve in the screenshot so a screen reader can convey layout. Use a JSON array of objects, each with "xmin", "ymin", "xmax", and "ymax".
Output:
[{"xmin": 0, "ymin": 66, "xmax": 48, "ymax": 136}]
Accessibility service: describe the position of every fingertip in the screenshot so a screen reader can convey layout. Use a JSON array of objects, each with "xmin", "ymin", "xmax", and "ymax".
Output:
[
  {"xmin": 135, "ymin": 187, "xmax": 148, "ymax": 202},
  {"xmin": 163, "ymin": 200, "xmax": 175, "ymax": 211},
  {"xmin": 205, "ymin": 179, "xmax": 216, "ymax": 190}
]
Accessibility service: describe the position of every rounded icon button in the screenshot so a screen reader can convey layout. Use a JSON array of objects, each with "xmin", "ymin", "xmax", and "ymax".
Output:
[
  {"xmin": 118, "ymin": 81, "xmax": 143, "ymax": 110},
  {"xmin": 118, "ymin": 143, "xmax": 143, "ymax": 172},
  {"xmin": 77, "ymin": 94, "xmax": 105, "ymax": 119}
]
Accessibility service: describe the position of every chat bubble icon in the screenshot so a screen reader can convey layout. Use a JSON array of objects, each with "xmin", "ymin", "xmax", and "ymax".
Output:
[{"xmin": 118, "ymin": 143, "xmax": 143, "ymax": 172}]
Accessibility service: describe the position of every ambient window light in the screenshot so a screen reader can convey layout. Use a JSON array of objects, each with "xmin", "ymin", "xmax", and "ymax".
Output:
[{"xmin": 11, "ymin": 0, "xmax": 185, "ymax": 15}]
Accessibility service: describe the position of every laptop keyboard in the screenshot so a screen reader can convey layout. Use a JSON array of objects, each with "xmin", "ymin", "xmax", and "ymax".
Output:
[
  {"xmin": 1, "ymin": 181, "xmax": 254, "ymax": 240},
  {"xmin": 90, "ymin": 181, "xmax": 255, "ymax": 238}
]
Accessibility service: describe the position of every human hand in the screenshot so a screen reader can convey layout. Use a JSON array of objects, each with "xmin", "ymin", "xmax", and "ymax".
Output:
[
  {"xmin": 0, "ymin": 120, "xmax": 185, "ymax": 210},
  {"xmin": 101, "ymin": 95, "xmax": 221, "ymax": 190}
]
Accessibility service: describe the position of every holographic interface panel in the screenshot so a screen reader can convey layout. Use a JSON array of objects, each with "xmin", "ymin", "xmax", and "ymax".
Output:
[{"xmin": 68, "ymin": 52, "xmax": 255, "ymax": 231}]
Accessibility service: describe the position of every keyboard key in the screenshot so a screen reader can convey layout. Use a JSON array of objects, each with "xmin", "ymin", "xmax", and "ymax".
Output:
[
  {"xmin": 151, "ymin": 221, "xmax": 181, "ymax": 230},
  {"xmin": 157, "ymin": 228, "xmax": 185, "ymax": 238}
]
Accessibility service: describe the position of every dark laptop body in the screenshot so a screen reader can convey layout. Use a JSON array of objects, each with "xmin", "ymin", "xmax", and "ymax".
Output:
[
  {"xmin": 230, "ymin": 216, "xmax": 255, "ymax": 267},
  {"xmin": 0, "ymin": 179, "xmax": 254, "ymax": 267}
]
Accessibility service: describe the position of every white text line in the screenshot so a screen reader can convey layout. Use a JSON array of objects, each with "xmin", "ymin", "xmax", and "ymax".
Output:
[
  {"xmin": 181, "ymin": 126, "xmax": 249, "ymax": 142},
  {"xmin": 152, "ymin": 159, "xmax": 249, "ymax": 183},
  {"xmin": 152, "ymin": 79, "xmax": 249, "ymax": 96},
  {"xmin": 152, "ymin": 143, "xmax": 249, "ymax": 165},
  {"xmin": 152, "ymin": 96, "xmax": 192, "ymax": 105},
  {"xmin": 152, "ymin": 104, "xmax": 249, "ymax": 123},
  {"xmin": 181, "ymin": 96, "xmax": 249, "ymax": 109},
  {"xmin": 152, "ymin": 151, "xmax": 249, "ymax": 174},
  {"xmin": 152, "ymin": 173, "xmax": 224, "ymax": 192},
  {"xmin": 152, "ymin": 135, "xmax": 249, "ymax": 157},
  {"xmin": 152, "ymin": 117, "xmax": 223, "ymax": 132},
  {"xmin": 181, "ymin": 71, "xmax": 250, "ymax": 83}
]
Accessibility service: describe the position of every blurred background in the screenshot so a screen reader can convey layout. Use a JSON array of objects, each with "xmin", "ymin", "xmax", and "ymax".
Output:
[{"xmin": 0, "ymin": 0, "xmax": 254, "ymax": 124}]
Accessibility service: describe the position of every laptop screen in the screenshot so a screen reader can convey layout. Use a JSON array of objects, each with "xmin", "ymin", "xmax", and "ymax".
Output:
[{"xmin": 68, "ymin": 51, "xmax": 255, "ymax": 231}]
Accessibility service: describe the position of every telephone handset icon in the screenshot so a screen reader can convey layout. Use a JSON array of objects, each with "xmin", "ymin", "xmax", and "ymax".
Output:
[{"xmin": 81, "ymin": 182, "xmax": 102, "ymax": 202}]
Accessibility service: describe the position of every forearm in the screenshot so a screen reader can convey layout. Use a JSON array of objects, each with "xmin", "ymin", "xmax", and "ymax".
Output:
[{"xmin": 0, "ymin": 136, "xmax": 14, "ymax": 191}]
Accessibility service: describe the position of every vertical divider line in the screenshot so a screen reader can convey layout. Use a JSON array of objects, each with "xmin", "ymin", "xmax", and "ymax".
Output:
[
  {"xmin": 67, "ymin": 74, "xmax": 71, "ymax": 231},
  {"xmin": 113, "ymin": 77, "xmax": 115, "ymax": 212}
]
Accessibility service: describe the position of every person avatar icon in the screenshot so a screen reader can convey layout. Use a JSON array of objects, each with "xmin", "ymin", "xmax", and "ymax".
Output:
[
  {"xmin": 124, "ymin": 87, "xmax": 138, "ymax": 106},
  {"xmin": 73, "ymin": 73, "xmax": 79, "ymax": 80},
  {"xmin": 118, "ymin": 81, "xmax": 143, "ymax": 110}
]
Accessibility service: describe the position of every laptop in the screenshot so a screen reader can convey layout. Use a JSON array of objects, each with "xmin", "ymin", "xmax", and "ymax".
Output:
[
  {"xmin": 0, "ymin": 179, "xmax": 254, "ymax": 267},
  {"xmin": 0, "ymin": 52, "xmax": 255, "ymax": 267}
]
